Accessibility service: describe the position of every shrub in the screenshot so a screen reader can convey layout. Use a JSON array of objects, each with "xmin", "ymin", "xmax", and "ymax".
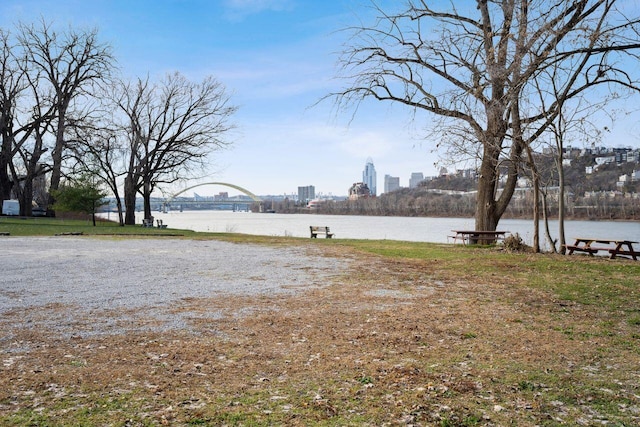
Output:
[{"xmin": 502, "ymin": 233, "xmax": 530, "ymax": 252}]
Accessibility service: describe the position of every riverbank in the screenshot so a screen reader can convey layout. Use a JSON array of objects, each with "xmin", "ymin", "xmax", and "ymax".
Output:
[{"xmin": 1, "ymin": 235, "xmax": 639, "ymax": 425}]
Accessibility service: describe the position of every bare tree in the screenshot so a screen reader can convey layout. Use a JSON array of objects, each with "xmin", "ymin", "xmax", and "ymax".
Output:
[
  {"xmin": 532, "ymin": 60, "xmax": 610, "ymax": 252},
  {"xmin": 11, "ymin": 86, "xmax": 52, "ymax": 216},
  {"xmin": 18, "ymin": 20, "xmax": 114, "ymax": 213},
  {"xmin": 68, "ymin": 119, "xmax": 127, "ymax": 225},
  {"xmin": 330, "ymin": 0, "xmax": 640, "ymax": 234},
  {"xmin": 116, "ymin": 73, "xmax": 236, "ymax": 225},
  {"xmin": 0, "ymin": 29, "xmax": 28, "ymax": 204},
  {"xmin": 0, "ymin": 28, "xmax": 57, "ymax": 215}
]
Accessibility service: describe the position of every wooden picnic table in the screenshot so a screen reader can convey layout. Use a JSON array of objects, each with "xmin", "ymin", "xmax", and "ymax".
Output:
[
  {"xmin": 565, "ymin": 238, "xmax": 639, "ymax": 260},
  {"xmin": 450, "ymin": 230, "xmax": 509, "ymax": 245}
]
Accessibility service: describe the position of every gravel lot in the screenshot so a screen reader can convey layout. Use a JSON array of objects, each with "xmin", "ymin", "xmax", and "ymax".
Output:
[{"xmin": 0, "ymin": 236, "xmax": 347, "ymax": 338}]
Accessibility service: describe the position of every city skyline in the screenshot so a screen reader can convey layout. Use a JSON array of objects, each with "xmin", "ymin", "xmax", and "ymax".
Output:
[{"xmin": 1, "ymin": 1, "xmax": 638, "ymax": 198}]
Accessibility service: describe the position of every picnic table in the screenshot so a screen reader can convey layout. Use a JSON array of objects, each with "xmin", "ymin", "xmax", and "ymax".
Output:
[
  {"xmin": 565, "ymin": 238, "xmax": 639, "ymax": 260},
  {"xmin": 450, "ymin": 230, "xmax": 509, "ymax": 245}
]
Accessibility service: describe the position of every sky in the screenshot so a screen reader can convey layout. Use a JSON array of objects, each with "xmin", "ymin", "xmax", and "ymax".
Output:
[{"xmin": 1, "ymin": 0, "xmax": 639, "ymax": 198}]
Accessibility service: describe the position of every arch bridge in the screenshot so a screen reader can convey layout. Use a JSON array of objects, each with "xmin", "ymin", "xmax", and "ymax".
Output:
[{"xmin": 164, "ymin": 182, "xmax": 262, "ymax": 211}]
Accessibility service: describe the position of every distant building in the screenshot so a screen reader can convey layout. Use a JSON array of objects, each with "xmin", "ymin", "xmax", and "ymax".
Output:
[
  {"xmin": 348, "ymin": 182, "xmax": 371, "ymax": 200},
  {"xmin": 363, "ymin": 157, "xmax": 377, "ymax": 196},
  {"xmin": 298, "ymin": 185, "xmax": 315, "ymax": 204},
  {"xmin": 384, "ymin": 175, "xmax": 400, "ymax": 193},
  {"xmin": 409, "ymin": 172, "xmax": 424, "ymax": 189}
]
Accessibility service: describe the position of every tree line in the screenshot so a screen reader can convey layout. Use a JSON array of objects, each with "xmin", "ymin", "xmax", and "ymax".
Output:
[
  {"xmin": 270, "ymin": 187, "xmax": 638, "ymax": 221},
  {"xmin": 0, "ymin": 20, "xmax": 236, "ymax": 225}
]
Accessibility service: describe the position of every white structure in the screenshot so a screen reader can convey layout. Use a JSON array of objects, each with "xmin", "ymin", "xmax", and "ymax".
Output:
[
  {"xmin": 363, "ymin": 158, "xmax": 377, "ymax": 196},
  {"xmin": 384, "ymin": 175, "xmax": 400, "ymax": 193},
  {"xmin": 409, "ymin": 172, "xmax": 424, "ymax": 189},
  {"xmin": 1, "ymin": 199, "xmax": 19, "ymax": 216}
]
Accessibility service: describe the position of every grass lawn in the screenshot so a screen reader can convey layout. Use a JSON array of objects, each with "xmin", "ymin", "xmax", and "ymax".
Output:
[
  {"xmin": 0, "ymin": 216, "xmax": 198, "ymax": 237},
  {"xmin": 1, "ymin": 217, "xmax": 639, "ymax": 425}
]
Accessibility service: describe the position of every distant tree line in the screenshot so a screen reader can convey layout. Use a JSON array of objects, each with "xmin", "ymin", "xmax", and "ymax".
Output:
[
  {"xmin": 269, "ymin": 188, "xmax": 638, "ymax": 221},
  {"xmin": 0, "ymin": 20, "xmax": 236, "ymax": 225},
  {"xmin": 269, "ymin": 151, "xmax": 640, "ymax": 221}
]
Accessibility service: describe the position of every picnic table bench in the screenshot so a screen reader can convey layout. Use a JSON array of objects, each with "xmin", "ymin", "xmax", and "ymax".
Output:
[
  {"xmin": 565, "ymin": 238, "xmax": 639, "ymax": 260},
  {"xmin": 310, "ymin": 226, "xmax": 334, "ymax": 238},
  {"xmin": 449, "ymin": 230, "xmax": 509, "ymax": 245}
]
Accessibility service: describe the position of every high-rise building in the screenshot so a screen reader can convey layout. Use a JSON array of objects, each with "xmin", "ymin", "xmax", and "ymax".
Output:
[
  {"xmin": 384, "ymin": 174, "xmax": 400, "ymax": 193},
  {"xmin": 298, "ymin": 185, "xmax": 315, "ymax": 203},
  {"xmin": 409, "ymin": 172, "xmax": 424, "ymax": 189},
  {"xmin": 363, "ymin": 157, "xmax": 377, "ymax": 196}
]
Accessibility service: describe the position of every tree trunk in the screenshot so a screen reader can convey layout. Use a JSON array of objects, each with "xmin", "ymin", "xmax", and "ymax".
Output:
[
  {"xmin": 476, "ymin": 146, "xmax": 499, "ymax": 231},
  {"xmin": 541, "ymin": 191, "xmax": 557, "ymax": 253},
  {"xmin": 522, "ymin": 140, "xmax": 541, "ymax": 252},
  {"xmin": 474, "ymin": 143, "xmax": 500, "ymax": 243},
  {"xmin": 115, "ymin": 194, "xmax": 125, "ymax": 226},
  {"xmin": 557, "ymin": 155, "xmax": 567, "ymax": 254},
  {"xmin": 0, "ymin": 130, "xmax": 15, "ymax": 202},
  {"xmin": 47, "ymin": 111, "xmax": 67, "ymax": 215},
  {"xmin": 18, "ymin": 178, "xmax": 33, "ymax": 217},
  {"xmin": 0, "ymin": 156, "xmax": 11, "ymax": 202},
  {"xmin": 124, "ymin": 174, "xmax": 137, "ymax": 225},
  {"xmin": 532, "ymin": 181, "xmax": 540, "ymax": 253},
  {"xmin": 143, "ymin": 181, "xmax": 152, "ymax": 221}
]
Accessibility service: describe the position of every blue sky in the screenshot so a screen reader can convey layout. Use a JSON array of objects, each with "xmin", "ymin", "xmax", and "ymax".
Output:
[{"xmin": 1, "ymin": 0, "xmax": 639, "ymax": 197}]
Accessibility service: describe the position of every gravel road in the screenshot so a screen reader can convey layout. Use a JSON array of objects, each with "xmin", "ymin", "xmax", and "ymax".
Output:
[{"xmin": 0, "ymin": 236, "xmax": 347, "ymax": 339}]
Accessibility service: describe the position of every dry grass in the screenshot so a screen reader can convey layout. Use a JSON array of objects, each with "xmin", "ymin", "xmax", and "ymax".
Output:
[{"xmin": 1, "ymin": 241, "xmax": 639, "ymax": 426}]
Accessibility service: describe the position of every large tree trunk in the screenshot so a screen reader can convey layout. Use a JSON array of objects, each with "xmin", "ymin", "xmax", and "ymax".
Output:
[
  {"xmin": 474, "ymin": 143, "xmax": 500, "ymax": 244},
  {"xmin": 475, "ymin": 171, "xmax": 498, "ymax": 231},
  {"xmin": 143, "ymin": 181, "xmax": 153, "ymax": 222},
  {"xmin": 124, "ymin": 174, "xmax": 137, "ymax": 225},
  {"xmin": 0, "ymin": 116, "xmax": 14, "ymax": 202},
  {"xmin": 0, "ymin": 155, "xmax": 11, "ymax": 202},
  {"xmin": 47, "ymin": 111, "xmax": 67, "ymax": 215},
  {"xmin": 17, "ymin": 178, "xmax": 33, "ymax": 217}
]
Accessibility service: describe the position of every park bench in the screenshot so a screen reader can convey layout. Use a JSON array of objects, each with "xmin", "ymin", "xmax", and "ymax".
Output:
[
  {"xmin": 310, "ymin": 226, "xmax": 334, "ymax": 238},
  {"xmin": 156, "ymin": 219, "xmax": 168, "ymax": 229}
]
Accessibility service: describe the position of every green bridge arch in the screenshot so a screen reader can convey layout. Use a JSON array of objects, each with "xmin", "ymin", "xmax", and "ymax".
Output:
[{"xmin": 165, "ymin": 182, "xmax": 262, "ymax": 204}]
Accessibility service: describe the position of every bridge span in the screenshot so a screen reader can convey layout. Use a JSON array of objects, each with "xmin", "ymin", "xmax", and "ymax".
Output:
[{"xmin": 162, "ymin": 182, "xmax": 262, "ymax": 212}]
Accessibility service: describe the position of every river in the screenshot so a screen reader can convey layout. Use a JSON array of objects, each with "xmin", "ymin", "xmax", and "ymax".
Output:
[{"xmin": 110, "ymin": 210, "xmax": 640, "ymax": 247}]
